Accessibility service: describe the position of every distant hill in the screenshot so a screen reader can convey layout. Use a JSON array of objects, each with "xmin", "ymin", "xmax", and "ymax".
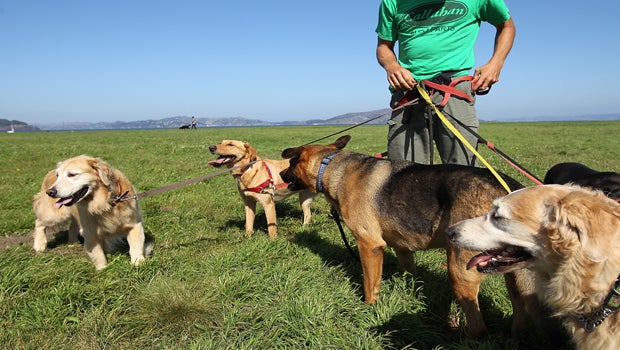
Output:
[
  {"xmin": 0, "ymin": 118, "xmax": 41, "ymax": 132},
  {"xmin": 481, "ymin": 113, "xmax": 620, "ymax": 123},
  {"xmin": 32, "ymin": 110, "xmax": 393, "ymax": 131},
  {"xmin": 4, "ymin": 110, "xmax": 619, "ymax": 131}
]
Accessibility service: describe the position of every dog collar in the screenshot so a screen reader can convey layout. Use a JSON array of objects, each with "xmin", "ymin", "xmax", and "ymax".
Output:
[
  {"xmin": 575, "ymin": 275, "xmax": 620, "ymax": 332},
  {"xmin": 109, "ymin": 182, "xmax": 134, "ymax": 206},
  {"xmin": 316, "ymin": 153, "xmax": 337, "ymax": 193}
]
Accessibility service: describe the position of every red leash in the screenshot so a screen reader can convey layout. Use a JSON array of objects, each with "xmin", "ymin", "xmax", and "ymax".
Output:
[{"xmin": 389, "ymin": 77, "xmax": 544, "ymax": 185}]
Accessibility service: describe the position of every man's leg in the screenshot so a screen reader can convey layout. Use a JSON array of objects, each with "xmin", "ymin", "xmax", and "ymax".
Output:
[
  {"xmin": 387, "ymin": 92, "xmax": 430, "ymax": 163},
  {"xmin": 433, "ymin": 81, "xmax": 479, "ymax": 166}
]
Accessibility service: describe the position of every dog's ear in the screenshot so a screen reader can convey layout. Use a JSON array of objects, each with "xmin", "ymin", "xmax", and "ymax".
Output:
[
  {"xmin": 90, "ymin": 158, "xmax": 115, "ymax": 187},
  {"xmin": 330, "ymin": 135, "xmax": 351, "ymax": 149},
  {"xmin": 282, "ymin": 147, "xmax": 300, "ymax": 159},
  {"xmin": 244, "ymin": 143, "xmax": 257, "ymax": 161},
  {"xmin": 544, "ymin": 190, "xmax": 620, "ymax": 262}
]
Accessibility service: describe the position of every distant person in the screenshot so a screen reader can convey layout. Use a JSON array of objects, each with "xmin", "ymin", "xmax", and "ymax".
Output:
[
  {"xmin": 191, "ymin": 116, "xmax": 197, "ymax": 129},
  {"xmin": 375, "ymin": 0, "xmax": 515, "ymax": 165}
]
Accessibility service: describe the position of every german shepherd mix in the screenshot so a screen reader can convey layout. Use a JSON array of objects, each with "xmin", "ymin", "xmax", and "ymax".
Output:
[{"xmin": 280, "ymin": 135, "xmax": 539, "ymax": 337}]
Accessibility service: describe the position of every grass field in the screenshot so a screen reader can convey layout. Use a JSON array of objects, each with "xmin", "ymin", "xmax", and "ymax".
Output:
[{"xmin": 0, "ymin": 122, "xmax": 618, "ymax": 349}]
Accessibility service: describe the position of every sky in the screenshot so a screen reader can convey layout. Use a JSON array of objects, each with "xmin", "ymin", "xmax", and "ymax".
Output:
[{"xmin": 1, "ymin": 1, "xmax": 619, "ymax": 125}]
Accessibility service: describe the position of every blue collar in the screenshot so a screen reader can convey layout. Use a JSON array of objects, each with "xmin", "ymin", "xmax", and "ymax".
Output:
[{"xmin": 316, "ymin": 153, "xmax": 337, "ymax": 193}]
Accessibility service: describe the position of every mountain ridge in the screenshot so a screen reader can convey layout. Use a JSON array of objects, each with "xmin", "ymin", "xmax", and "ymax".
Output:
[{"xmin": 2, "ymin": 110, "xmax": 619, "ymax": 132}]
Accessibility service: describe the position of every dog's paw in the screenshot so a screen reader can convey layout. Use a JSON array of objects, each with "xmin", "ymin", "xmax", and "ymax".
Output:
[
  {"xmin": 131, "ymin": 255, "xmax": 146, "ymax": 265},
  {"xmin": 33, "ymin": 236, "xmax": 47, "ymax": 252},
  {"xmin": 33, "ymin": 242, "xmax": 47, "ymax": 252},
  {"xmin": 447, "ymin": 314, "xmax": 461, "ymax": 330}
]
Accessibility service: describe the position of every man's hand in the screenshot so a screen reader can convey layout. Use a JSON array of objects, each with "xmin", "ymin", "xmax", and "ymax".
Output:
[
  {"xmin": 472, "ymin": 61, "xmax": 501, "ymax": 92},
  {"xmin": 377, "ymin": 38, "xmax": 417, "ymax": 91},
  {"xmin": 386, "ymin": 63, "xmax": 417, "ymax": 91},
  {"xmin": 473, "ymin": 18, "xmax": 515, "ymax": 92}
]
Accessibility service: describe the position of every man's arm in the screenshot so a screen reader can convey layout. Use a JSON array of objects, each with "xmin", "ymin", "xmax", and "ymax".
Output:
[
  {"xmin": 376, "ymin": 38, "xmax": 417, "ymax": 91},
  {"xmin": 472, "ymin": 17, "xmax": 516, "ymax": 91}
]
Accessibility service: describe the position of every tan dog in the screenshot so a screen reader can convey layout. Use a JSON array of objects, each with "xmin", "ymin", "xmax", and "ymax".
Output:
[
  {"xmin": 46, "ymin": 155, "xmax": 152, "ymax": 270},
  {"xmin": 447, "ymin": 185, "xmax": 620, "ymax": 349},
  {"xmin": 280, "ymin": 135, "xmax": 541, "ymax": 337},
  {"xmin": 209, "ymin": 140, "xmax": 315, "ymax": 238},
  {"xmin": 32, "ymin": 169, "xmax": 81, "ymax": 252}
]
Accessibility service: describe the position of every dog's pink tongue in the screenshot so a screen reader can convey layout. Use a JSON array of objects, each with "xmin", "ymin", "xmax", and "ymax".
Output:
[
  {"xmin": 54, "ymin": 198, "xmax": 72, "ymax": 209},
  {"xmin": 467, "ymin": 254, "xmax": 492, "ymax": 270},
  {"xmin": 208, "ymin": 158, "xmax": 226, "ymax": 166}
]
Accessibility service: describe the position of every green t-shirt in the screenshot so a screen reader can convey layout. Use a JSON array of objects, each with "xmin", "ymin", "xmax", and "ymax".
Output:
[{"xmin": 375, "ymin": 0, "xmax": 511, "ymax": 80}]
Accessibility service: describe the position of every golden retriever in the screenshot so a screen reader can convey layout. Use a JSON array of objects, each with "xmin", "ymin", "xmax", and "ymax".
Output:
[
  {"xmin": 209, "ymin": 140, "xmax": 315, "ymax": 238},
  {"xmin": 447, "ymin": 185, "xmax": 620, "ymax": 349},
  {"xmin": 46, "ymin": 155, "xmax": 152, "ymax": 270},
  {"xmin": 32, "ymin": 169, "xmax": 81, "ymax": 252}
]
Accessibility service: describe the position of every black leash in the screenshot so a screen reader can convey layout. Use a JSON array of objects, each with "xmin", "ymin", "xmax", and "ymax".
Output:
[
  {"xmin": 330, "ymin": 207, "xmax": 360, "ymax": 262},
  {"xmin": 302, "ymin": 112, "xmax": 389, "ymax": 146},
  {"xmin": 426, "ymin": 103, "xmax": 434, "ymax": 165}
]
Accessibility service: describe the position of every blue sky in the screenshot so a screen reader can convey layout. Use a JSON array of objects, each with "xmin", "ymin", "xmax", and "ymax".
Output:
[{"xmin": 1, "ymin": 1, "xmax": 619, "ymax": 125}]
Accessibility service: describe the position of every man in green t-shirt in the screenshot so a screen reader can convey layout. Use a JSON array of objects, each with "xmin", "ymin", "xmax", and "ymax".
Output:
[{"xmin": 376, "ymin": 0, "xmax": 515, "ymax": 165}]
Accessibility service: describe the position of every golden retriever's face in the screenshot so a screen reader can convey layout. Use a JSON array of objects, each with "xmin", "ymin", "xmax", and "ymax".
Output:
[
  {"xmin": 46, "ymin": 155, "xmax": 109, "ymax": 208},
  {"xmin": 208, "ymin": 140, "xmax": 257, "ymax": 167},
  {"xmin": 447, "ymin": 185, "xmax": 620, "ymax": 275}
]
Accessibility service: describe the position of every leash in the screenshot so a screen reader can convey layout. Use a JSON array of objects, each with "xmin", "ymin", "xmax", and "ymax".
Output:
[
  {"xmin": 330, "ymin": 207, "xmax": 360, "ymax": 262},
  {"xmin": 315, "ymin": 152, "xmax": 359, "ymax": 260},
  {"xmin": 296, "ymin": 76, "xmax": 539, "ymax": 189},
  {"xmin": 392, "ymin": 77, "xmax": 543, "ymax": 186},
  {"xmin": 415, "ymin": 83, "xmax": 514, "ymax": 193},
  {"xmin": 441, "ymin": 111, "xmax": 544, "ymax": 185},
  {"xmin": 302, "ymin": 112, "xmax": 388, "ymax": 146},
  {"xmin": 113, "ymin": 161, "xmax": 259, "ymax": 202}
]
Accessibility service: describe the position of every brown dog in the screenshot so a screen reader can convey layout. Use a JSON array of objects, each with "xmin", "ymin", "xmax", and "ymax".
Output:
[
  {"xmin": 46, "ymin": 155, "xmax": 152, "ymax": 270},
  {"xmin": 447, "ymin": 185, "xmax": 620, "ymax": 349},
  {"xmin": 209, "ymin": 140, "xmax": 315, "ymax": 238},
  {"xmin": 280, "ymin": 135, "xmax": 540, "ymax": 337},
  {"xmin": 33, "ymin": 169, "xmax": 81, "ymax": 252}
]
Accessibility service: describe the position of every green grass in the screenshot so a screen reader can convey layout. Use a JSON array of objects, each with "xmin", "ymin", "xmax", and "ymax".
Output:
[{"xmin": 0, "ymin": 122, "xmax": 618, "ymax": 349}]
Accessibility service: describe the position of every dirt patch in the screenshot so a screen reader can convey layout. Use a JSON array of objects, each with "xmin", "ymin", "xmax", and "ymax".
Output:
[
  {"xmin": 0, "ymin": 233, "xmax": 33, "ymax": 250},
  {"xmin": 0, "ymin": 230, "xmax": 81, "ymax": 252}
]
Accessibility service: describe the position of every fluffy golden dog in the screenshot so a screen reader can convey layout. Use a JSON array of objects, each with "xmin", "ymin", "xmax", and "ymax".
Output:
[
  {"xmin": 209, "ymin": 140, "xmax": 315, "ymax": 238},
  {"xmin": 32, "ymin": 169, "xmax": 81, "ymax": 252},
  {"xmin": 448, "ymin": 185, "xmax": 620, "ymax": 349},
  {"xmin": 46, "ymin": 155, "xmax": 152, "ymax": 270}
]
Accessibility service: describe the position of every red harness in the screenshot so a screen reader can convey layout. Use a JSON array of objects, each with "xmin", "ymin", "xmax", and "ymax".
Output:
[
  {"xmin": 242, "ymin": 162, "xmax": 289, "ymax": 193},
  {"xmin": 394, "ymin": 75, "xmax": 490, "ymax": 109},
  {"xmin": 423, "ymin": 75, "xmax": 476, "ymax": 107}
]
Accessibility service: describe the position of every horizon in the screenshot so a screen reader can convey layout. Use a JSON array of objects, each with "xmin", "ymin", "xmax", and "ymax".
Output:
[{"xmin": 3, "ymin": 111, "xmax": 619, "ymax": 132}]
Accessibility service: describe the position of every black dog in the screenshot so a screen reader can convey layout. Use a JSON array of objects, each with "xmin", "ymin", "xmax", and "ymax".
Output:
[
  {"xmin": 544, "ymin": 162, "xmax": 620, "ymax": 200},
  {"xmin": 179, "ymin": 124, "xmax": 190, "ymax": 129}
]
